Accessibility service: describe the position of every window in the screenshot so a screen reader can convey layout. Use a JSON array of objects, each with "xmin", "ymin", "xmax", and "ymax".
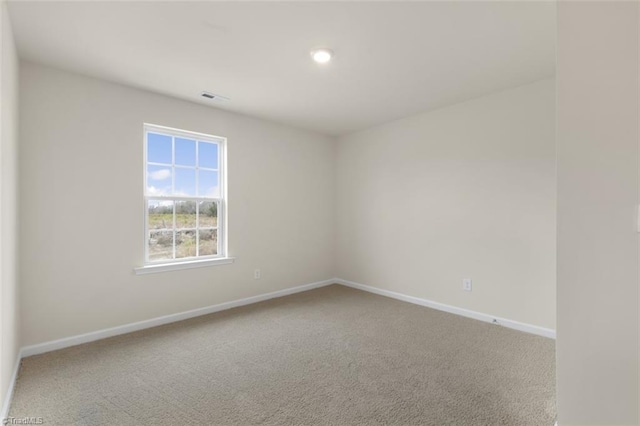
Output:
[{"xmin": 144, "ymin": 124, "xmax": 226, "ymax": 265}]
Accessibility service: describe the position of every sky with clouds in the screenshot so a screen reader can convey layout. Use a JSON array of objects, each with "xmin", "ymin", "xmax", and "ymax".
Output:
[{"xmin": 146, "ymin": 132, "xmax": 220, "ymax": 199}]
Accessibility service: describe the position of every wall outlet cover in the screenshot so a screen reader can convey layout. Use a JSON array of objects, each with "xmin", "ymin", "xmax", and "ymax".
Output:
[{"xmin": 462, "ymin": 278, "xmax": 472, "ymax": 292}]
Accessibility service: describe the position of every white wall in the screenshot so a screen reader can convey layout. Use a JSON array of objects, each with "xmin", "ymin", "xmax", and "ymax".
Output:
[
  {"xmin": 19, "ymin": 62, "xmax": 335, "ymax": 346},
  {"xmin": 335, "ymin": 79, "xmax": 556, "ymax": 330},
  {"xmin": 0, "ymin": 0, "xmax": 19, "ymax": 411},
  {"xmin": 557, "ymin": 2, "xmax": 639, "ymax": 425},
  {"xmin": 13, "ymin": 5, "xmax": 640, "ymax": 423}
]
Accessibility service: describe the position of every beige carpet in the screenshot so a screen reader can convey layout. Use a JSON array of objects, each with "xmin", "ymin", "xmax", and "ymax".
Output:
[{"xmin": 9, "ymin": 284, "xmax": 555, "ymax": 425}]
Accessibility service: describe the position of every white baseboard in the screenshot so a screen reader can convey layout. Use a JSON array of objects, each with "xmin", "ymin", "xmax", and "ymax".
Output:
[
  {"xmin": 20, "ymin": 277, "xmax": 555, "ymax": 359},
  {"xmin": 1, "ymin": 349, "xmax": 22, "ymax": 420},
  {"xmin": 334, "ymin": 278, "xmax": 556, "ymax": 339},
  {"xmin": 7, "ymin": 277, "xmax": 553, "ymax": 416},
  {"xmin": 21, "ymin": 278, "xmax": 336, "ymax": 358}
]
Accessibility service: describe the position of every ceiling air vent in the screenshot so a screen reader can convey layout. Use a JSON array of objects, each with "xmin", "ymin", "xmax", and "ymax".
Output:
[{"xmin": 201, "ymin": 92, "xmax": 230, "ymax": 102}]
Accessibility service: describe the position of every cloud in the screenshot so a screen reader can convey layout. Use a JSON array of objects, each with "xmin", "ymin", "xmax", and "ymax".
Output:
[
  {"xmin": 149, "ymin": 169, "xmax": 171, "ymax": 181},
  {"xmin": 147, "ymin": 184, "xmax": 221, "ymax": 199},
  {"xmin": 147, "ymin": 185, "xmax": 170, "ymax": 197},
  {"xmin": 147, "ymin": 185, "xmax": 193, "ymax": 198},
  {"xmin": 203, "ymin": 185, "xmax": 220, "ymax": 198}
]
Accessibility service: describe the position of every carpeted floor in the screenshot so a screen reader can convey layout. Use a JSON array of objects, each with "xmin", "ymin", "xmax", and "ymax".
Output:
[{"xmin": 9, "ymin": 284, "xmax": 555, "ymax": 425}]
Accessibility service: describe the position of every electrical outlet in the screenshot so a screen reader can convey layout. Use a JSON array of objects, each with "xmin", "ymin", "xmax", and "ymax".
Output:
[
  {"xmin": 462, "ymin": 278, "xmax": 472, "ymax": 292},
  {"xmin": 254, "ymin": 269, "xmax": 261, "ymax": 280}
]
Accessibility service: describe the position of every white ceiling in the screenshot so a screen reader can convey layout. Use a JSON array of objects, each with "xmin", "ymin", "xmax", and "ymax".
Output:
[{"xmin": 8, "ymin": 1, "xmax": 556, "ymax": 136}]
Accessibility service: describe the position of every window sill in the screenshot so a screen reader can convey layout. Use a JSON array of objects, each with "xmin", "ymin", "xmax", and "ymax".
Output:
[{"xmin": 134, "ymin": 257, "xmax": 235, "ymax": 275}]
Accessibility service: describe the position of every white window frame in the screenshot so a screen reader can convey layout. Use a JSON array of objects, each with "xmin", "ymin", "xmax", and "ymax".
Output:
[{"xmin": 141, "ymin": 123, "xmax": 228, "ymax": 269}]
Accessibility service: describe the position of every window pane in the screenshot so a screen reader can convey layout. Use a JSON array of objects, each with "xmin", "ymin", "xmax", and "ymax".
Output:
[
  {"xmin": 148, "ymin": 199, "xmax": 173, "ymax": 230},
  {"xmin": 144, "ymin": 127, "xmax": 224, "ymax": 264},
  {"xmin": 175, "ymin": 200, "xmax": 196, "ymax": 229},
  {"xmin": 175, "ymin": 138, "xmax": 196, "ymax": 166},
  {"xmin": 147, "ymin": 133, "xmax": 172, "ymax": 164},
  {"xmin": 199, "ymin": 229, "xmax": 218, "ymax": 256},
  {"xmin": 199, "ymin": 201, "xmax": 218, "ymax": 228},
  {"xmin": 176, "ymin": 230, "xmax": 197, "ymax": 259},
  {"xmin": 149, "ymin": 230, "xmax": 173, "ymax": 261},
  {"xmin": 198, "ymin": 170, "xmax": 219, "ymax": 197},
  {"xmin": 175, "ymin": 168, "xmax": 196, "ymax": 196},
  {"xmin": 147, "ymin": 165, "xmax": 172, "ymax": 196},
  {"xmin": 198, "ymin": 142, "xmax": 218, "ymax": 169}
]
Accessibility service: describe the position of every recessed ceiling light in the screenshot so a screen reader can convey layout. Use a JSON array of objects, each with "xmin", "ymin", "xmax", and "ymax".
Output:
[{"xmin": 310, "ymin": 48, "xmax": 333, "ymax": 64}]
